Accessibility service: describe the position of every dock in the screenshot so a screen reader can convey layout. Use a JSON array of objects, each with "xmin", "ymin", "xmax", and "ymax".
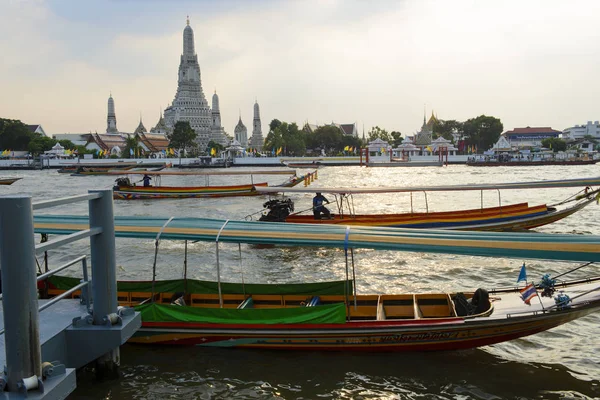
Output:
[{"xmin": 0, "ymin": 190, "xmax": 140, "ymax": 399}]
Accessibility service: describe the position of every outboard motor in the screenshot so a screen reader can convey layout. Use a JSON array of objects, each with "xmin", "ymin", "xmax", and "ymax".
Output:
[
  {"xmin": 113, "ymin": 177, "xmax": 131, "ymax": 190},
  {"xmin": 259, "ymin": 199, "xmax": 295, "ymax": 222},
  {"xmin": 470, "ymin": 288, "xmax": 490, "ymax": 315}
]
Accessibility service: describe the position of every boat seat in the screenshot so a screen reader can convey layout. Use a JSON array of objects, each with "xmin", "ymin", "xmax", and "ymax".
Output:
[
  {"xmin": 238, "ymin": 297, "xmax": 254, "ymax": 309},
  {"xmin": 306, "ymin": 296, "xmax": 321, "ymax": 307},
  {"xmin": 190, "ymin": 293, "xmax": 247, "ymax": 308},
  {"xmin": 283, "ymin": 295, "xmax": 311, "ymax": 307}
]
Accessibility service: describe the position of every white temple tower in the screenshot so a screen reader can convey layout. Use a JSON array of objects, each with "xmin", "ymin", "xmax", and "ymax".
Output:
[
  {"xmin": 164, "ymin": 17, "xmax": 212, "ymax": 150},
  {"xmin": 234, "ymin": 116, "xmax": 248, "ymax": 148},
  {"xmin": 106, "ymin": 93, "xmax": 118, "ymax": 133},
  {"xmin": 210, "ymin": 91, "xmax": 228, "ymax": 146},
  {"xmin": 250, "ymin": 100, "xmax": 264, "ymax": 151}
]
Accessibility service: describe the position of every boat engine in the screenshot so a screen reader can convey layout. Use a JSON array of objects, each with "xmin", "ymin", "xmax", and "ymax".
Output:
[
  {"xmin": 259, "ymin": 199, "xmax": 295, "ymax": 222},
  {"xmin": 113, "ymin": 177, "xmax": 131, "ymax": 190}
]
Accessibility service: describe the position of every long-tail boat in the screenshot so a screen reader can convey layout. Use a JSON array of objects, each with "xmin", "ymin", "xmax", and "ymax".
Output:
[
  {"xmin": 111, "ymin": 169, "xmax": 313, "ymax": 200},
  {"xmin": 254, "ymin": 177, "xmax": 600, "ymax": 231},
  {"xmin": 0, "ymin": 177, "xmax": 22, "ymax": 185},
  {"xmin": 35, "ymin": 215, "xmax": 600, "ymax": 352}
]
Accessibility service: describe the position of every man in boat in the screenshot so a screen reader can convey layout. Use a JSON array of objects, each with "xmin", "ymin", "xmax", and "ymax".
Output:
[
  {"xmin": 313, "ymin": 192, "xmax": 331, "ymax": 220},
  {"xmin": 142, "ymin": 174, "xmax": 152, "ymax": 187}
]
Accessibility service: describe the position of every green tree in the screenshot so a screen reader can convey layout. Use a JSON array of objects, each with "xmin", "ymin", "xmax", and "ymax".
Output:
[
  {"xmin": 207, "ymin": 140, "xmax": 225, "ymax": 157},
  {"xmin": 313, "ymin": 125, "xmax": 343, "ymax": 154},
  {"xmin": 541, "ymin": 138, "xmax": 567, "ymax": 152},
  {"xmin": 0, "ymin": 118, "xmax": 35, "ymax": 150},
  {"xmin": 368, "ymin": 126, "xmax": 392, "ymax": 143},
  {"xmin": 27, "ymin": 135, "xmax": 57, "ymax": 156},
  {"xmin": 462, "ymin": 115, "xmax": 503, "ymax": 153},
  {"xmin": 167, "ymin": 121, "xmax": 197, "ymax": 159},
  {"xmin": 58, "ymin": 139, "xmax": 76, "ymax": 150},
  {"xmin": 123, "ymin": 136, "xmax": 142, "ymax": 158},
  {"xmin": 264, "ymin": 125, "xmax": 285, "ymax": 155},
  {"xmin": 432, "ymin": 120, "xmax": 462, "ymax": 142},
  {"xmin": 390, "ymin": 131, "xmax": 404, "ymax": 147},
  {"xmin": 279, "ymin": 122, "xmax": 305, "ymax": 156}
]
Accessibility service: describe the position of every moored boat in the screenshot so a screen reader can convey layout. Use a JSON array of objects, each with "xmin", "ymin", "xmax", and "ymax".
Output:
[
  {"xmin": 112, "ymin": 170, "xmax": 314, "ymax": 200},
  {"xmin": 0, "ymin": 177, "xmax": 22, "ymax": 185},
  {"xmin": 254, "ymin": 177, "xmax": 600, "ymax": 231},
  {"xmin": 43, "ymin": 271, "xmax": 600, "ymax": 351}
]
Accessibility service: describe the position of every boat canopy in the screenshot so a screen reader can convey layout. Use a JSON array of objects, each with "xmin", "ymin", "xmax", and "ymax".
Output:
[
  {"xmin": 34, "ymin": 215, "xmax": 600, "ymax": 262},
  {"xmin": 254, "ymin": 176, "xmax": 600, "ymax": 194}
]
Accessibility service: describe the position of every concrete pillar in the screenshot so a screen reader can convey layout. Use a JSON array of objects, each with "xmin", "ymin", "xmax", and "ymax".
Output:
[{"xmin": 0, "ymin": 196, "xmax": 42, "ymax": 391}]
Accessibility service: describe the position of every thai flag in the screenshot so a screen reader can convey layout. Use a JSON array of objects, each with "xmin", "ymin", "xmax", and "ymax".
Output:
[{"xmin": 520, "ymin": 283, "xmax": 537, "ymax": 305}]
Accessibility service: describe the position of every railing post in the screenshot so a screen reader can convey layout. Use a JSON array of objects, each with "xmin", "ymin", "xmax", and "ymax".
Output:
[
  {"xmin": 88, "ymin": 189, "xmax": 120, "ymax": 378},
  {"xmin": 88, "ymin": 189, "xmax": 117, "ymax": 323},
  {"xmin": 0, "ymin": 196, "xmax": 42, "ymax": 391}
]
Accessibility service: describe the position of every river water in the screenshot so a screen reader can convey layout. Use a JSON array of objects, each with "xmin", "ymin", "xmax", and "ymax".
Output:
[{"xmin": 3, "ymin": 164, "xmax": 600, "ymax": 399}]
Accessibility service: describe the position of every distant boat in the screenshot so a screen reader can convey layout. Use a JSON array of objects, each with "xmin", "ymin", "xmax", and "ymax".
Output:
[
  {"xmin": 467, "ymin": 157, "xmax": 599, "ymax": 167},
  {"xmin": 0, "ymin": 177, "xmax": 22, "ymax": 185},
  {"xmin": 111, "ymin": 169, "xmax": 313, "ymax": 200}
]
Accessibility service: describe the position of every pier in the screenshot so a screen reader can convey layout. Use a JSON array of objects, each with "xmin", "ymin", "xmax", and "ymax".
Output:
[{"xmin": 0, "ymin": 190, "xmax": 140, "ymax": 399}]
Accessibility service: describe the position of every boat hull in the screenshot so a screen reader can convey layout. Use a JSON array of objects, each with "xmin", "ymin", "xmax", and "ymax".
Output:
[
  {"xmin": 0, "ymin": 177, "xmax": 22, "ymax": 185},
  {"xmin": 113, "ymin": 182, "xmax": 269, "ymax": 199},
  {"xmin": 129, "ymin": 303, "xmax": 599, "ymax": 351},
  {"xmin": 467, "ymin": 160, "xmax": 599, "ymax": 167},
  {"xmin": 282, "ymin": 200, "xmax": 593, "ymax": 231}
]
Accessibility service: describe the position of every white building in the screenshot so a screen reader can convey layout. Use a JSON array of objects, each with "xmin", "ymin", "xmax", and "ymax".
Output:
[
  {"xmin": 249, "ymin": 100, "xmax": 264, "ymax": 151},
  {"xmin": 562, "ymin": 121, "xmax": 600, "ymax": 140},
  {"xmin": 234, "ymin": 116, "xmax": 248, "ymax": 148},
  {"xmin": 210, "ymin": 91, "xmax": 228, "ymax": 146}
]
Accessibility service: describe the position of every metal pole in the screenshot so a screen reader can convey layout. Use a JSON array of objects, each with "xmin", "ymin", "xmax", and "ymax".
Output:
[
  {"xmin": 0, "ymin": 196, "xmax": 42, "ymax": 391},
  {"xmin": 88, "ymin": 189, "xmax": 120, "ymax": 379},
  {"xmin": 88, "ymin": 189, "xmax": 118, "ymax": 324},
  {"xmin": 183, "ymin": 240, "xmax": 188, "ymax": 294}
]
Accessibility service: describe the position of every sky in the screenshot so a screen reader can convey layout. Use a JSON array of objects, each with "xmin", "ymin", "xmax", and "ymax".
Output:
[{"xmin": 2, "ymin": 0, "xmax": 600, "ymax": 138}]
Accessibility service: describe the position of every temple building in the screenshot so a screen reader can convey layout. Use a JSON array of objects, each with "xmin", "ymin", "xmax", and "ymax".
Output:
[
  {"xmin": 150, "ymin": 112, "xmax": 168, "ymax": 134},
  {"xmin": 164, "ymin": 18, "xmax": 212, "ymax": 149},
  {"xmin": 210, "ymin": 91, "xmax": 228, "ymax": 146},
  {"xmin": 234, "ymin": 116, "xmax": 248, "ymax": 148},
  {"xmin": 106, "ymin": 94, "xmax": 118, "ymax": 133},
  {"xmin": 249, "ymin": 100, "xmax": 264, "ymax": 151}
]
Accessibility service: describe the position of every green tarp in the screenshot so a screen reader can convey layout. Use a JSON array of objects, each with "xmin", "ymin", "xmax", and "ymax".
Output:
[
  {"xmin": 47, "ymin": 276, "xmax": 353, "ymax": 296},
  {"xmin": 136, "ymin": 302, "xmax": 347, "ymax": 325}
]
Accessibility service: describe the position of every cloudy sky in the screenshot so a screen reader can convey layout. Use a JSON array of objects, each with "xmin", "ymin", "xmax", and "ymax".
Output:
[{"xmin": 2, "ymin": 0, "xmax": 599, "ymax": 137}]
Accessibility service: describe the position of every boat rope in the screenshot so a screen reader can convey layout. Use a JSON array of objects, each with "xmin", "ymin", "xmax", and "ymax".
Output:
[
  {"xmin": 151, "ymin": 216, "xmax": 175, "ymax": 302},
  {"xmin": 549, "ymin": 187, "xmax": 599, "ymax": 207},
  {"xmin": 215, "ymin": 219, "xmax": 230, "ymax": 308},
  {"xmin": 553, "ymin": 261, "xmax": 594, "ymax": 280}
]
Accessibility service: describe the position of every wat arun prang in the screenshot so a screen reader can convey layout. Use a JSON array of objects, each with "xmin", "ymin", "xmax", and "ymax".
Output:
[
  {"xmin": 163, "ymin": 18, "xmax": 228, "ymax": 149},
  {"xmin": 164, "ymin": 18, "xmax": 269, "ymax": 151}
]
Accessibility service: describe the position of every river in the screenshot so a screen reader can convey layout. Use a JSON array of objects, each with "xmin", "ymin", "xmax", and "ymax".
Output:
[{"xmin": 3, "ymin": 164, "xmax": 600, "ymax": 399}]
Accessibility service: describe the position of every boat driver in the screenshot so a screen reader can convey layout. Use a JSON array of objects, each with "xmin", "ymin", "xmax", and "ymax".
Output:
[
  {"xmin": 313, "ymin": 192, "xmax": 331, "ymax": 220},
  {"xmin": 142, "ymin": 174, "xmax": 152, "ymax": 187}
]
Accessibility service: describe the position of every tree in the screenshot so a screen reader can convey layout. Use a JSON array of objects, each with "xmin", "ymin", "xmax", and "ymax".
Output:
[
  {"xmin": 368, "ymin": 126, "xmax": 392, "ymax": 143},
  {"xmin": 207, "ymin": 140, "xmax": 225, "ymax": 157},
  {"xmin": 462, "ymin": 115, "xmax": 503, "ymax": 153},
  {"xmin": 432, "ymin": 120, "xmax": 462, "ymax": 142},
  {"xmin": 167, "ymin": 121, "xmax": 197, "ymax": 159},
  {"xmin": 390, "ymin": 131, "xmax": 404, "ymax": 147},
  {"xmin": 313, "ymin": 125, "xmax": 343, "ymax": 154},
  {"xmin": 0, "ymin": 118, "xmax": 35, "ymax": 150},
  {"xmin": 263, "ymin": 125, "xmax": 285, "ymax": 155},
  {"xmin": 541, "ymin": 138, "xmax": 567, "ymax": 152},
  {"xmin": 123, "ymin": 136, "xmax": 142, "ymax": 158},
  {"xmin": 58, "ymin": 139, "xmax": 76, "ymax": 150},
  {"xmin": 27, "ymin": 135, "xmax": 56, "ymax": 156}
]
